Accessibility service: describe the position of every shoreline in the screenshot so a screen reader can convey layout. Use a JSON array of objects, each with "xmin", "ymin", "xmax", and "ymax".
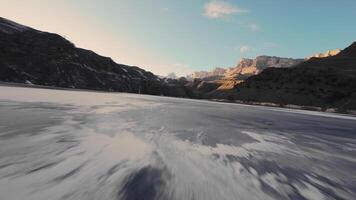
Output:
[{"xmin": 1, "ymin": 81, "xmax": 355, "ymax": 118}]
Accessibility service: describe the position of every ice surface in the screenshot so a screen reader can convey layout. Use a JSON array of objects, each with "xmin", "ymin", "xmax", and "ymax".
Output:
[{"xmin": 0, "ymin": 86, "xmax": 355, "ymax": 200}]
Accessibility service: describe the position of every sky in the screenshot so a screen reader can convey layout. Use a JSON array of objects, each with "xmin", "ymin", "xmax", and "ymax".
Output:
[{"xmin": 1, "ymin": 0, "xmax": 356, "ymax": 76}]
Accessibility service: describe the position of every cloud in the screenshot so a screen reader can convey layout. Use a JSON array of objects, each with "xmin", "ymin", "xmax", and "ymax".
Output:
[
  {"xmin": 248, "ymin": 23, "xmax": 260, "ymax": 31},
  {"xmin": 263, "ymin": 42, "xmax": 279, "ymax": 48},
  {"xmin": 203, "ymin": 1, "xmax": 248, "ymax": 19},
  {"xmin": 238, "ymin": 45, "xmax": 251, "ymax": 53},
  {"xmin": 233, "ymin": 42, "xmax": 279, "ymax": 56}
]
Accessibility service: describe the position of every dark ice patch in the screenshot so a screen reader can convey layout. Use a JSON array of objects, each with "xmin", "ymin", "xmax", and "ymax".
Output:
[{"xmin": 118, "ymin": 166, "xmax": 170, "ymax": 200}]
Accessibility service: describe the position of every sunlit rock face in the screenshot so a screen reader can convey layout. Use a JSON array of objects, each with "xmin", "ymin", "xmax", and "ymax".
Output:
[
  {"xmin": 307, "ymin": 49, "xmax": 341, "ymax": 59},
  {"xmin": 216, "ymin": 79, "xmax": 243, "ymax": 90},
  {"xmin": 187, "ymin": 67, "xmax": 227, "ymax": 80}
]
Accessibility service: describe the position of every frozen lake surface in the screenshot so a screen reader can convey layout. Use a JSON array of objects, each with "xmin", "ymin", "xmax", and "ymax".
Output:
[{"xmin": 0, "ymin": 86, "xmax": 355, "ymax": 200}]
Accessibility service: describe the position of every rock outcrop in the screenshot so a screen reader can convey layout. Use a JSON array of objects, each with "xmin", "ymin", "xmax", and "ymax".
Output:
[{"xmin": 307, "ymin": 49, "xmax": 341, "ymax": 59}]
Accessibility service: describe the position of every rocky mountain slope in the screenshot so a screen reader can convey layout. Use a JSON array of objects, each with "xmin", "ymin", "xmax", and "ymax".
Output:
[
  {"xmin": 233, "ymin": 42, "xmax": 356, "ymax": 112},
  {"xmin": 0, "ymin": 17, "xmax": 166, "ymax": 94}
]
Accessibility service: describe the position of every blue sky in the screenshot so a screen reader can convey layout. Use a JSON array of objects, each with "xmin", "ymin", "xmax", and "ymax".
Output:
[{"xmin": 1, "ymin": 0, "xmax": 356, "ymax": 76}]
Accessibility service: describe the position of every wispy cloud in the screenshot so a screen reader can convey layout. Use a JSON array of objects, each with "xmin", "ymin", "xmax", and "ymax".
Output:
[
  {"xmin": 238, "ymin": 45, "xmax": 251, "ymax": 53},
  {"xmin": 203, "ymin": 1, "xmax": 248, "ymax": 19},
  {"xmin": 234, "ymin": 42, "xmax": 279, "ymax": 56},
  {"xmin": 248, "ymin": 23, "xmax": 260, "ymax": 32},
  {"xmin": 263, "ymin": 42, "xmax": 280, "ymax": 48}
]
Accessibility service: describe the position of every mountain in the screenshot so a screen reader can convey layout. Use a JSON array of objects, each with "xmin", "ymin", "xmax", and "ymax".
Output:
[
  {"xmin": 187, "ymin": 67, "xmax": 226, "ymax": 81},
  {"xmin": 233, "ymin": 42, "xmax": 356, "ymax": 112},
  {"xmin": 0, "ymin": 17, "xmax": 165, "ymax": 94}
]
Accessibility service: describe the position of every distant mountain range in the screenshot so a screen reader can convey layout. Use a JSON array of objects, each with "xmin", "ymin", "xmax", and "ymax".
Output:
[
  {"xmin": 183, "ymin": 44, "xmax": 356, "ymax": 113},
  {"xmin": 187, "ymin": 51, "xmax": 342, "ymax": 82},
  {"xmin": 184, "ymin": 56, "xmax": 305, "ymax": 97},
  {"xmin": 187, "ymin": 67, "xmax": 226, "ymax": 80},
  {"xmin": 0, "ymin": 17, "xmax": 355, "ymax": 113}
]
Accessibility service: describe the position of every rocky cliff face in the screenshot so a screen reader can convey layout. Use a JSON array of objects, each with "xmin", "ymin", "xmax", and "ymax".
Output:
[
  {"xmin": 0, "ymin": 17, "xmax": 166, "ymax": 94},
  {"xmin": 233, "ymin": 42, "xmax": 356, "ymax": 112}
]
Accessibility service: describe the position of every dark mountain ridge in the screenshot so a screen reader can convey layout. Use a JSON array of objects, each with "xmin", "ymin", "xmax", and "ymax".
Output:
[{"xmin": 0, "ymin": 17, "xmax": 163, "ymax": 94}]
